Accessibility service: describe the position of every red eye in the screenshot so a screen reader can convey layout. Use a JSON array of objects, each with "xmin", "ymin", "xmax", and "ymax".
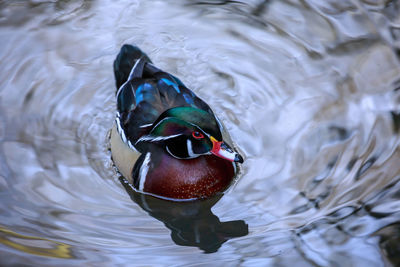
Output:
[{"xmin": 192, "ymin": 131, "xmax": 204, "ymax": 139}]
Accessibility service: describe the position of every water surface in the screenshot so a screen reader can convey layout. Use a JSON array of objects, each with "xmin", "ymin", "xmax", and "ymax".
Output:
[{"xmin": 1, "ymin": 0, "xmax": 400, "ymax": 266}]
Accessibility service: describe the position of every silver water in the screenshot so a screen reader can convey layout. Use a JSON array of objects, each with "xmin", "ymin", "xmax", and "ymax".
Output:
[{"xmin": 1, "ymin": 0, "xmax": 400, "ymax": 266}]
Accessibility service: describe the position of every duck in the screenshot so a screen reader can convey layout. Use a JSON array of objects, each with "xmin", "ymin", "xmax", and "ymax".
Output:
[{"xmin": 110, "ymin": 44, "xmax": 243, "ymax": 200}]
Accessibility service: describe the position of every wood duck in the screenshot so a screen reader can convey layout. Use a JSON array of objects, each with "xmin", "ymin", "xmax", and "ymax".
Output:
[{"xmin": 110, "ymin": 44, "xmax": 244, "ymax": 200}]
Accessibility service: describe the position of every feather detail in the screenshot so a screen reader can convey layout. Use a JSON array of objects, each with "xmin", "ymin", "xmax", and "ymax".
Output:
[{"xmin": 113, "ymin": 45, "xmax": 217, "ymax": 148}]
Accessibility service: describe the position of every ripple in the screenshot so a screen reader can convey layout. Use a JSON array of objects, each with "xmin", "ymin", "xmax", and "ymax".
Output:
[{"xmin": 0, "ymin": 0, "xmax": 400, "ymax": 265}]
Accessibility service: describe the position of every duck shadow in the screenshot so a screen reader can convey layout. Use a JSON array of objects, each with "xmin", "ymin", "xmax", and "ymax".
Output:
[{"xmin": 120, "ymin": 178, "xmax": 248, "ymax": 253}]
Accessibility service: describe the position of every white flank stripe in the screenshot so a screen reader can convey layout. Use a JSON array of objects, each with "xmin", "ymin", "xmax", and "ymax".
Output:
[
  {"xmin": 139, "ymin": 153, "xmax": 151, "ymax": 191},
  {"xmin": 115, "ymin": 114, "xmax": 139, "ymax": 152},
  {"xmin": 115, "ymin": 114, "xmax": 122, "ymax": 134},
  {"xmin": 115, "ymin": 116, "xmax": 127, "ymax": 143}
]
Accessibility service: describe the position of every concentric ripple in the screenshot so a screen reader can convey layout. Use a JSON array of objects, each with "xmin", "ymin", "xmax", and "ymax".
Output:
[{"xmin": 0, "ymin": 0, "xmax": 400, "ymax": 265}]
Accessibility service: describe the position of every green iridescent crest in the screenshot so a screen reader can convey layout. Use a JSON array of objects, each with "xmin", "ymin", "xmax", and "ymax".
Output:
[
  {"xmin": 154, "ymin": 107, "xmax": 222, "ymax": 140},
  {"xmin": 150, "ymin": 117, "xmax": 213, "ymax": 154},
  {"xmin": 150, "ymin": 117, "xmax": 193, "ymax": 137}
]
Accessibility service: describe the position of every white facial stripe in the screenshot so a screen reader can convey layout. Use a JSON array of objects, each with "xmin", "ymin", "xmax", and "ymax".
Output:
[
  {"xmin": 150, "ymin": 117, "xmax": 172, "ymax": 133},
  {"xmin": 151, "ymin": 117, "xmax": 212, "ymax": 139},
  {"xmin": 189, "ymin": 124, "xmax": 210, "ymax": 138},
  {"xmin": 139, "ymin": 152, "xmax": 151, "ymax": 191},
  {"xmin": 166, "ymin": 145, "xmax": 185, "ymax": 159},
  {"xmin": 136, "ymin": 133, "xmax": 182, "ymax": 144}
]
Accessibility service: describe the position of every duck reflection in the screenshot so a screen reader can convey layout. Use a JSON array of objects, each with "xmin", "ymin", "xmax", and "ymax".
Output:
[{"xmin": 120, "ymin": 178, "xmax": 248, "ymax": 253}]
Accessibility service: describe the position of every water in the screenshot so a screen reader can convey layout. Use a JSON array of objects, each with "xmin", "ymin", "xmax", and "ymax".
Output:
[{"xmin": 1, "ymin": 0, "xmax": 400, "ymax": 266}]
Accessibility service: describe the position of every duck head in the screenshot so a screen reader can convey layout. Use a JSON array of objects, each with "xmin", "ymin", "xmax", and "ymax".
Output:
[{"xmin": 135, "ymin": 107, "xmax": 244, "ymax": 163}]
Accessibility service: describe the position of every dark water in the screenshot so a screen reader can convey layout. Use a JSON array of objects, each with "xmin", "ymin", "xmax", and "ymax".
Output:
[{"xmin": 1, "ymin": 0, "xmax": 400, "ymax": 266}]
